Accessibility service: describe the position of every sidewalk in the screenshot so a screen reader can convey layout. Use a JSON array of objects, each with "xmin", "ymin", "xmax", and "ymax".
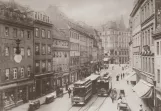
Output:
[
  {"xmin": 114, "ymin": 77, "xmax": 151, "ymax": 111},
  {"xmin": 10, "ymin": 84, "xmax": 73, "ymax": 111}
]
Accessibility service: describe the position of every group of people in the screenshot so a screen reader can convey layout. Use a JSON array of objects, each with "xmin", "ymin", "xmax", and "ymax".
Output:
[{"xmin": 116, "ymin": 73, "xmax": 125, "ymax": 81}]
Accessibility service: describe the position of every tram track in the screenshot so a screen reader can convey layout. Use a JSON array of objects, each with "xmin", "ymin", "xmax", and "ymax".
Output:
[{"xmin": 67, "ymin": 95, "xmax": 98, "ymax": 111}]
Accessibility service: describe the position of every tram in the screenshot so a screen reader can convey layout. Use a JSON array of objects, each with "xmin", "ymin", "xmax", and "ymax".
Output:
[
  {"xmin": 71, "ymin": 78, "xmax": 92, "ymax": 105},
  {"xmin": 97, "ymin": 74, "xmax": 112, "ymax": 96},
  {"xmin": 86, "ymin": 74, "xmax": 100, "ymax": 94}
]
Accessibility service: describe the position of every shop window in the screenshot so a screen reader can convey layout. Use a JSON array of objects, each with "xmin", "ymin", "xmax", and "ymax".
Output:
[
  {"xmin": 13, "ymin": 28, "xmax": 17, "ymax": 37},
  {"xmin": 5, "ymin": 68, "xmax": 10, "ymax": 80},
  {"xmin": 21, "ymin": 67, "xmax": 25, "ymax": 78},
  {"xmin": 42, "ymin": 60, "xmax": 46, "ymax": 73},
  {"xmin": 21, "ymin": 48, "xmax": 25, "ymax": 56},
  {"xmin": 17, "ymin": 87, "xmax": 25, "ymax": 102},
  {"xmin": 27, "ymin": 66, "xmax": 31, "ymax": 77},
  {"xmin": 20, "ymin": 30, "xmax": 24, "ymax": 38},
  {"xmin": 27, "ymin": 48, "xmax": 31, "ymax": 56},
  {"xmin": 5, "ymin": 47, "xmax": 9, "ymax": 56},
  {"xmin": 13, "ymin": 68, "xmax": 17, "ymax": 79},
  {"xmin": 27, "ymin": 31, "xmax": 31, "ymax": 39},
  {"xmin": 3, "ymin": 90, "xmax": 15, "ymax": 107},
  {"xmin": 35, "ymin": 43, "xmax": 40, "ymax": 55},
  {"xmin": 5, "ymin": 27, "xmax": 9, "ymax": 36},
  {"xmin": 35, "ymin": 61, "xmax": 40, "ymax": 73},
  {"xmin": 42, "ymin": 44, "xmax": 46, "ymax": 55}
]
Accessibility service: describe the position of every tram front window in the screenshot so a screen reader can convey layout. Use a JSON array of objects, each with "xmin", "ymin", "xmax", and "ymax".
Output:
[
  {"xmin": 73, "ymin": 88, "xmax": 85, "ymax": 97},
  {"xmin": 97, "ymin": 82, "xmax": 109, "ymax": 89}
]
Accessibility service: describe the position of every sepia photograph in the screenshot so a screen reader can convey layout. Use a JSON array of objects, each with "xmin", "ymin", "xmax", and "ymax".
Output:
[{"xmin": 0, "ymin": 0, "xmax": 161, "ymax": 111}]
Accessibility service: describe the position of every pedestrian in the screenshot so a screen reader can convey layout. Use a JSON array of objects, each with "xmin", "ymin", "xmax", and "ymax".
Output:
[
  {"xmin": 127, "ymin": 80, "xmax": 129, "ymax": 84},
  {"xmin": 66, "ymin": 83, "xmax": 68, "ymax": 91},
  {"xmin": 68, "ymin": 88, "xmax": 71, "ymax": 98},
  {"xmin": 121, "ymin": 74, "xmax": 122, "ymax": 79},
  {"xmin": 123, "ymin": 73, "xmax": 124, "ymax": 78},
  {"xmin": 139, "ymin": 104, "xmax": 143, "ymax": 111}
]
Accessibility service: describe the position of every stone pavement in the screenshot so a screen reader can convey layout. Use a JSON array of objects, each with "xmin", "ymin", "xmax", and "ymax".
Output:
[
  {"xmin": 10, "ymin": 84, "xmax": 73, "ymax": 111},
  {"xmin": 113, "ymin": 70, "xmax": 151, "ymax": 111}
]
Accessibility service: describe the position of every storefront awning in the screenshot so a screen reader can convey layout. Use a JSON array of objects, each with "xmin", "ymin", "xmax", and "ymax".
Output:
[
  {"xmin": 103, "ymin": 58, "xmax": 109, "ymax": 61},
  {"xmin": 125, "ymin": 71, "xmax": 136, "ymax": 81},
  {"xmin": 132, "ymin": 80, "xmax": 153, "ymax": 98}
]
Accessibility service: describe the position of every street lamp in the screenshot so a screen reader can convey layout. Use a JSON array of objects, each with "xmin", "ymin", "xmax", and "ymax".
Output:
[
  {"xmin": 153, "ymin": 80, "xmax": 156, "ymax": 111},
  {"xmin": 14, "ymin": 39, "xmax": 22, "ymax": 63}
]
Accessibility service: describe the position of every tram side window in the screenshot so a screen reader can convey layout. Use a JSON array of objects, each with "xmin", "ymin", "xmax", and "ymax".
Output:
[{"xmin": 73, "ymin": 88, "xmax": 85, "ymax": 97}]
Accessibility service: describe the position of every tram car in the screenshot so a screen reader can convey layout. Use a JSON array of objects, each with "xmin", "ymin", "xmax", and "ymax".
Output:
[
  {"xmin": 97, "ymin": 74, "xmax": 112, "ymax": 96},
  {"xmin": 71, "ymin": 78, "xmax": 92, "ymax": 105},
  {"xmin": 86, "ymin": 74, "xmax": 100, "ymax": 94}
]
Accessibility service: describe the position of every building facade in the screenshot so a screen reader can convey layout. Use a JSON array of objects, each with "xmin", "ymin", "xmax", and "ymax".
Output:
[
  {"xmin": 130, "ymin": 0, "xmax": 142, "ymax": 79},
  {"xmin": 100, "ymin": 20, "xmax": 130, "ymax": 64},
  {"xmin": 33, "ymin": 11, "xmax": 53, "ymax": 98},
  {"xmin": 130, "ymin": 0, "xmax": 158, "ymax": 110},
  {"xmin": 52, "ymin": 27, "xmax": 70, "ymax": 87},
  {"xmin": 153, "ymin": 1, "xmax": 161, "ymax": 110},
  {"xmin": 0, "ymin": 1, "xmax": 34, "ymax": 110}
]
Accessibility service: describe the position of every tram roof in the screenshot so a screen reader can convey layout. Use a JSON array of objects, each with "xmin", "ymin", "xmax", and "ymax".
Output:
[
  {"xmin": 86, "ymin": 74, "xmax": 100, "ymax": 81},
  {"xmin": 74, "ymin": 78, "xmax": 91, "ymax": 85}
]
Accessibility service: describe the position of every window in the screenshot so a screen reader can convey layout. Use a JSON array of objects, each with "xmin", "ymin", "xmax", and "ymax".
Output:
[
  {"xmin": 20, "ymin": 67, "xmax": 24, "ymax": 78},
  {"xmin": 48, "ymin": 60, "xmax": 51, "ymax": 72},
  {"xmin": 27, "ymin": 48, "xmax": 31, "ymax": 56},
  {"xmin": 27, "ymin": 66, "xmax": 31, "ymax": 77},
  {"xmin": 47, "ymin": 30, "xmax": 51, "ymax": 38},
  {"xmin": 5, "ymin": 69, "xmax": 10, "ymax": 80},
  {"xmin": 13, "ymin": 28, "xmax": 17, "ymax": 37},
  {"xmin": 152, "ymin": 58, "xmax": 154, "ymax": 74},
  {"xmin": 27, "ymin": 31, "xmax": 31, "ymax": 39},
  {"xmin": 42, "ymin": 44, "xmax": 46, "ymax": 55},
  {"xmin": 35, "ymin": 61, "xmax": 40, "ymax": 73},
  {"xmin": 157, "ymin": 42, "xmax": 159, "ymax": 55},
  {"xmin": 42, "ymin": 29, "xmax": 45, "ymax": 38},
  {"xmin": 21, "ymin": 48, "xmax": 24, "ymax": 56},
  {"xmin": 5, "ymin": 27, "xmax": 9, "ymax": 36},
  {"xmin": 35, "ymin": 28, "xmax": 39, "ymax": 37},
  {"xmin": 13, "ymin": 68, "xmax": 17, "ymax": 79},
  {"xmin": 151, "ymin": 27, "xmax": 154, "ymax": 44},
  {"xmin": 42, "ymin": 60, "xmax": 46, "ymax": 72},
  {"xmin": 5, "ymin": 47, "xmax": 9, "ymax": 56},
  {"xmin": 35, "ymin": 43, "xmax": 40, "ymax": 55},
  {"xmin": 47, "ymin": 45, "xmax": 51, "ymax": 54},
  {"xmin": 158, "ymin": 69, "xmax": 160, "ymax": 83},
  {"xmin": 20, "ymin": 30, "xmax": 24, "ymax": 38}
]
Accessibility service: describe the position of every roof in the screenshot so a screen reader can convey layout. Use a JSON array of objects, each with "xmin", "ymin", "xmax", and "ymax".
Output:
[
  {"xmin": 86, "ymin": 74, "xmax": 100, "ymax": 81},
  {"xmin": 74, "ymin": 78, "xmax": 90, "ymax": 85},
  {"xmin": 52, "ymin": 27, "xmax": 69, "ymax": 41}
]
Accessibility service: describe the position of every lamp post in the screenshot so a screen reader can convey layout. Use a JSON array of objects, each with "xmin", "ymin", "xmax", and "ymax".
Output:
[
  {"xmin": 14, "ymin": 39, "xmax": 22, "ymax": 63},
  {"xmin": 153, "ymin": 80, "xmax": 156, "ymax": 111}
]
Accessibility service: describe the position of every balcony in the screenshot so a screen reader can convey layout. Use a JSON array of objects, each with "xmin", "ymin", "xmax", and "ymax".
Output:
[{"xmin": 141, "ymin": 45, "xmax": 154, "ymax": 56}]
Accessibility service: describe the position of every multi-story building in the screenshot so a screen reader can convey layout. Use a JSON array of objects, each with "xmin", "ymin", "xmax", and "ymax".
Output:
[
  {"xmin": 100, "ymin": 19, "xmax": 130, "ymax": 64},
  {"xmin": 153, "ymin": 1, "xmax": 161, "ymax": 111},
  {"xmin": 130, "ymin": 0, "xmax": 158, "ymax": 110},
  {"xmin": 33, "ymin": 11, "xmax": 53, "ymax": 98},
  {"xmin": 130, "ymin": 0, "xmax": 142, "ymax": 77},
  {"xmin": 0, "ymin": 1, "xmax": 34, "ymax": 110},
  {"xmin": 52, "ymin": 27, "xmax": 70, "ymax": 87}
]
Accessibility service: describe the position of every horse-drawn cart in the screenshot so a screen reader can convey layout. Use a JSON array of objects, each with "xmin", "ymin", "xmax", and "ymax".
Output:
[{"xmin": 117, "ymin": 89, "xmax": 131, "ymax": 111}]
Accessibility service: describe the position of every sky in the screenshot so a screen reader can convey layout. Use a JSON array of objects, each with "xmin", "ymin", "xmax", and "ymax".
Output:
[{"xmin": 8, "ymin": 0, "xmax": 134, "ymax": 27}]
